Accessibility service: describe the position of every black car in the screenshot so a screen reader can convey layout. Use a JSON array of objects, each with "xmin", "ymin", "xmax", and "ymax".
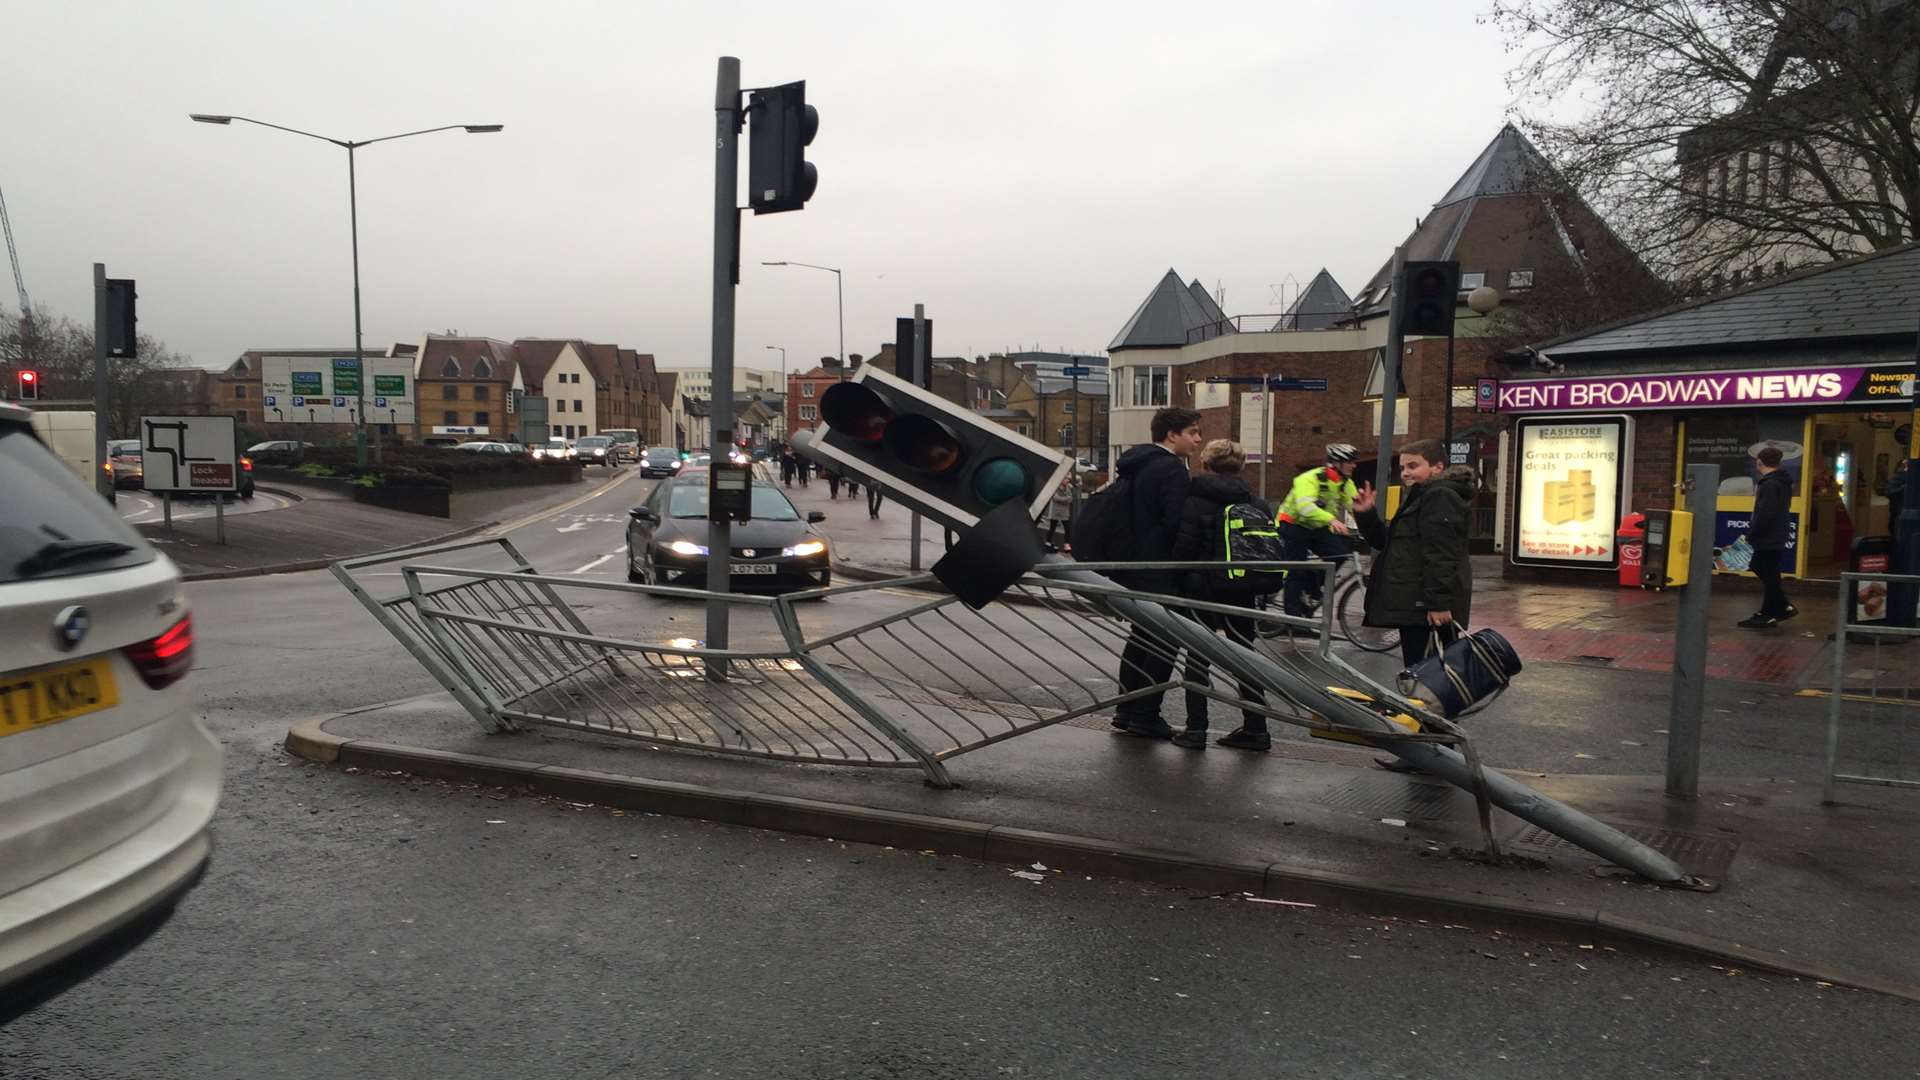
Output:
[
  {"xmin": 639, "ymin": 446, "xmax": 685, "ymax": 479},
  {"xmin": 626, "ymin": 473, "xmax": 829, "ymax": 593}
]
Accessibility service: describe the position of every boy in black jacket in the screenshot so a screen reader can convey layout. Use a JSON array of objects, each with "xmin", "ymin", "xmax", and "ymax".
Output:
[
  {"xmin": 1109, "ymin": 407, "xmax": 1205, "ymax": 738},
  {"xmin": 1353, "ymin": 440, "xmax": 1474, "ymax": 669},
  {"xmin": 1169, "ymin": 439, "xmax": 1275, "ymax": 751},
  {"xmin": 1739, "ymin": 445, "xmax": 1798, "ymax": 628}
]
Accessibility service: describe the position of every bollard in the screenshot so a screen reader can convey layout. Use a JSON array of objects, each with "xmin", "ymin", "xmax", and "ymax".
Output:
[{"xmin": 1665, "ymin": 464, "xmax": 1718, "ymax": 800}]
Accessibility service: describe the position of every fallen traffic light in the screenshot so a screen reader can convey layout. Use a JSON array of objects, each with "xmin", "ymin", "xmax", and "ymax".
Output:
[
  {"xmin": 1397, "ymin": 260, "xmax": 1459, "ymax": 337},
  {"xmin": 795, "ymin": 366, "xmax": 1071, "ymax": 533}
]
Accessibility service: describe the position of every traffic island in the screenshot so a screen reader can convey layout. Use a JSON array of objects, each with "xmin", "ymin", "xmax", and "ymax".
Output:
[{"xmin": 285, "ymin": 691, "xmax": 1920, "ymax": 1002}]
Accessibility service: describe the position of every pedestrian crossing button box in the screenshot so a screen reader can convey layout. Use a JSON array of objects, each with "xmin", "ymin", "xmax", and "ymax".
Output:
[
  {"xmin": 709, "ymin": 460, "xmax": 754, "ymax": 522},
  {"xmin": 1640, "ymin": 508, "xmax": 1692, "ymax": 590}
]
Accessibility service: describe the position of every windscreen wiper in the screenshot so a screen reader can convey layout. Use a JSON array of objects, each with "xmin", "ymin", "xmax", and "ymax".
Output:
[{"xmin": 15, "ymin": 540, "xmax": 137, "ymax": 578}]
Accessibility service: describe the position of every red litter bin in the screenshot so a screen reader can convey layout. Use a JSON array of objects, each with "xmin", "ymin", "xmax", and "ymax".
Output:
[{"xmin": 1616, "ymin": 512, "xmax": 1647, "ymax": 588}]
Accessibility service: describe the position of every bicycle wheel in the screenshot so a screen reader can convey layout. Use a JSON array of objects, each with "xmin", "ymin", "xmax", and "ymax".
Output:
[{"xmin": 1336, "ymin": 576, "xmax": 1399, "ymax": 653}]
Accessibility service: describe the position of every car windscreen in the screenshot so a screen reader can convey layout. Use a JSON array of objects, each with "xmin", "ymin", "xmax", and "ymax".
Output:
[
  {"xmin": 665, "ymin": 482, "xmax": 800, "ymax": 521},
  {"xmin": 576, "ymin": 437, "xmax": 611, "ymax": 447},
  {"xmin": 0, "ymin": 425, "xmax": 156, "ymax": 583},
  {"xmin": 645, "ymin": 448, "xmax": 679, "ymax": 462}
]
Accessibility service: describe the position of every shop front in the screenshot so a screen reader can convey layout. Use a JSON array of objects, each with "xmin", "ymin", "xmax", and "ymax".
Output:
[{"xmin": 1497, "ymin": 362, "xmax": 1914, "ymax": 580}]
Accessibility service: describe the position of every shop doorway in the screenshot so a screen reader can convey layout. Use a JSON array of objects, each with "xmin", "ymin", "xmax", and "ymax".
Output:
[{"xmin": 1804, "ymin": 412, "xmax": 1907, "ymax": 578}]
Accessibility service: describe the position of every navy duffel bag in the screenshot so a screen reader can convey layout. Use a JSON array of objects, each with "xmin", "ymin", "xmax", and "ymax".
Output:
[{"xmin": 1403, "ymin": 628, "xmax": 1523, "ymax": 719}]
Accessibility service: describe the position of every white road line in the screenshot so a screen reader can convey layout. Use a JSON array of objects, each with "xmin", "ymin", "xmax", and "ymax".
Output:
[{"xmin": 571, "ymin": 553, "xmax": 615, "ymax": 574}]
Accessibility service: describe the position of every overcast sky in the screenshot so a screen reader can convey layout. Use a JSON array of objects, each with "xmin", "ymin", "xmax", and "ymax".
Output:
[{"xmin": 3, "ymin": 1, "xmax": 1526, "ymax": 373}]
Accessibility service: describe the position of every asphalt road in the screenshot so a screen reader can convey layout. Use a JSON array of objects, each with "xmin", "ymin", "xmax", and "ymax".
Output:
[
  {"xmin": 116, "ymin": 488, "xmax": 296, "ymax": 525},
  {"xmin": 8, "ymin": 480, "xmax": 1915, "ymax": 1075}
]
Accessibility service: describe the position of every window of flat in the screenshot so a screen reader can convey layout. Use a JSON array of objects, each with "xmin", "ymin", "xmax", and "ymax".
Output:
[
  {"xmin": 443, "ymin": 385, "xmax": 458, "ymax": 399},
  {"xmin": 474, "ymin": 385, "xmax": 490, "ymax": 401},
  {"xmin": 474, "ymin": 411, "xmax": 489, "ymax": 425}
]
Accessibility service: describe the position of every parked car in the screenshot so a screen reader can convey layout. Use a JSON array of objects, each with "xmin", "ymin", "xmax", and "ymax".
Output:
[
  {"xmin": 107, "ymin": 439, "xmax": 143, "ymax": 490},
  {"xmin": 453, "ymin": 441, "xmax": 518, "ymax": 455},
  {"xmin": 245, "ymin": 440, "xmax": 310, "ymax": 455},
  {"xmin": 639, "ymin": 446, "xmax": 685, "ymax": 479},
  {"xmin": 0, "ymin": 402, "xmax": 222, "ymax": 1020},
  {"xmin": 686, "ymin": 452, "xmax": 712, "ymax": 467},
  {"xmin": 626, "ymin": 473, "xmax": 830, "ymax": 593},
  {"xmin": 530, "ymin": 437, "xmax": 574, "ymax": 461},
  {"xmin": 573, "ymin": 435, "xmax": 617, "ymax": 466}
]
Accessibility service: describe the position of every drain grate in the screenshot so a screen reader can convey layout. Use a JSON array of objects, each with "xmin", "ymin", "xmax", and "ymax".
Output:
[
  {"xmin": 1509, "ymin": 825, "xmax": 1740, "ymax": 878},
  {"xmin": 1570, "ymin": 654, "xmax": 1617, "ymax": 667},
  {"xmin": 1317, "ymin": 776, "xmax": 1469, "ymax": 820}
]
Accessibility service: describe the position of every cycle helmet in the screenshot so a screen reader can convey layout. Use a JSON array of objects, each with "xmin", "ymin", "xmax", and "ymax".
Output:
[{"xmin": 1325, "ymin": 443, "xmax": 1358, "ymax": 463}]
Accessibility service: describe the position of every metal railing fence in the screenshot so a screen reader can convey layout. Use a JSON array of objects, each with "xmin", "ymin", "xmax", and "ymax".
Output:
[{"xmin": 1824, "ymin": 571, "xmax": 1920, "ymax": 802}]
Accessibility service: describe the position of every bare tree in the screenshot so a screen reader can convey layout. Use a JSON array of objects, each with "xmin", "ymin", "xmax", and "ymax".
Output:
[
  {"xmin": 2, "ymin": 303, "xmax": 200, "ymax": 435},
  {"xmin": 1489, "ymin": 0, "xmax": 1920, "ymax": 287}
]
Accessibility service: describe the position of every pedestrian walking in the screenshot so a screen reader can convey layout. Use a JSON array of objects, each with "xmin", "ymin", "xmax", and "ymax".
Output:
[
  {"xmin": 1278, "ymin": 444, "xmax": 1361, "ymax": 617},
  {"xmin": 1885, "ymin": 458, "xmax": 1907, "ymax": 525},
  {"xmin": 827, "ymin": 469, "xmax": 843, "ymax": 500},
  {"xmin": 1353, "ymin": 439, "xmax": 1473, "ymax": 672},
  {"xmin": 779, "ymin": 449, "xmax": 797, "ymax": 487},
  {"xmin": 1739, "ymin": 445, "xmax": 1798, "ymax": 628},
  {"xmin": 866, "ymin": 483, "xmax": 884, "ymax": 519},
  {"xmin": 1105, "ymin": 406, "xmax": 1205, "ymax": 739},
  {"xmin": 1169, "ymin": 439, "xmax": 1277, "ymax": 751}
]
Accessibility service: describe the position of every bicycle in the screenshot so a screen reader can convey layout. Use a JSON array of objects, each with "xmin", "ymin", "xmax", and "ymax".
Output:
[{"xmin": 1252, "ymin": 550, "xmax": 1400, "ymax": 653}]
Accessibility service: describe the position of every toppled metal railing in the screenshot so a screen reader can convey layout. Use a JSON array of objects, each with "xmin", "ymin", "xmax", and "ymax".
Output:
[
  {"xmin": 334, "ymin": 540, "xmax": 1691, "ymax": 882},
  {"xmin": 1824, "ymin": 571, "xmax": 1920, "ymax": 803}
]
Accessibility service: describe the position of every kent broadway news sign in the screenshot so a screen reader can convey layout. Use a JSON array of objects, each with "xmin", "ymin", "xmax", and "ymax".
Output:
[{"xmin": 1497, "ymin": 363, "xmax": 1913, "ymax": 414}]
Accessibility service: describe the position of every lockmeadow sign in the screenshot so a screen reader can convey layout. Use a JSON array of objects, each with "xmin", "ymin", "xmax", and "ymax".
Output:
[{"xmin": 1497, "ymin": 363, "xmax": 1913, "ymax": 414}]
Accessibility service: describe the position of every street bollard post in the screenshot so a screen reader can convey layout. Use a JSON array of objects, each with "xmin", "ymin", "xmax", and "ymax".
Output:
[{"xmin": 1666, "ymin": 464, "xmax": 1718, "ymax": 800}]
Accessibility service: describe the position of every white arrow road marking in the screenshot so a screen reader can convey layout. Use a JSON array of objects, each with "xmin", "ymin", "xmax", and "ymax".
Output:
[
  {"xmin": 556, "ymin": 521, "xmax": 590, "ymax": 533},
  {"xmin": 571, "ymin": 553, "xmax": 615, "ymax": 574}
]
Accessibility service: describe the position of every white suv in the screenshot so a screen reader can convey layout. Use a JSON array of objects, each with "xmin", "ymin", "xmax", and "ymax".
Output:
[{"xmin": 0, "ymin": 402, "xmax": 222, "ymax": 1015}]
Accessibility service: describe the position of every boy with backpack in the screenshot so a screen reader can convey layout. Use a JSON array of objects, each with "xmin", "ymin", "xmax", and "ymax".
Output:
[
  {"xmin": 1169, "ymin": 439, "xmax": 1282, "ymax": 750},
  {"xmin": 1074, "ymin": 406, "xmax": 1205, "ymax": 738}
]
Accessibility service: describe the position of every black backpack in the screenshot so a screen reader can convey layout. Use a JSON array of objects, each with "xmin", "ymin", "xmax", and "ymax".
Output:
[
  {"xmin": 1070, "ymin": 475, "xmax": 1137, "ymax": 562},
  {"xmin": 1213, "ymin": 501, "xmax": 1287, "ymax": 597}
]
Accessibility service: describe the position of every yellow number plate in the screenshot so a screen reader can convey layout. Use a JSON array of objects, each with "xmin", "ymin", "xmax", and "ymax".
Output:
[{"xmin": 0, "ymin": 660, "xmax": 120, "ymax": 737}]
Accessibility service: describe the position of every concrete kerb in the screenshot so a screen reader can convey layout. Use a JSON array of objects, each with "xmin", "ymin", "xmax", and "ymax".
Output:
[
  {"xmin": 178, "ymin": 522, "xmax": 493, "ymax": 583},
  {"xmin": 280, "ymin": 707, "xmax": 1920, "ymax": 1003}
]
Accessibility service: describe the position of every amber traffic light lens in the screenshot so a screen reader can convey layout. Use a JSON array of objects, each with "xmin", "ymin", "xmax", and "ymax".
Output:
[{"xmin": 884, "ymin": 414, "xmax": 963, "ymax": 474}]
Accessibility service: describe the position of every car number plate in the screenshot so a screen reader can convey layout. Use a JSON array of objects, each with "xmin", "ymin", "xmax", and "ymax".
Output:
[
  {"xmin": 731, "ymin": 562, "xmax": 777, "ymax": 575},
  {"xmin": 0, "ymin": 660, "xmax": 120, "ymax": 737}
]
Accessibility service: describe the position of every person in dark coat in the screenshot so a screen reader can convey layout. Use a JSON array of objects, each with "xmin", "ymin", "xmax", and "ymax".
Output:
[
  {"xmin": 1353, "ymin": 439, "xmax": 1474, "ymax": 670},
  {"xmin": 1169, "ymin": 439, "xmax": 1275, "ymax": 751},
  {"xmin": 779, "ymin": 449, "xmax": 797, "ymax": 487},
  {"xmin": 1739, "ymin": 445, "xmax": 1797, "ymax": 628},
  {"xmin": 1109, "ymin": 407, "xmax": 1205, "ymax": 739}
]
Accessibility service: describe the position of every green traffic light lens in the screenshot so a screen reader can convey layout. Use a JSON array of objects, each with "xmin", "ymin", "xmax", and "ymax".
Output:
[{"xmin": 971, "ymin": 458, "xmax": 1031, "ymax": 506}]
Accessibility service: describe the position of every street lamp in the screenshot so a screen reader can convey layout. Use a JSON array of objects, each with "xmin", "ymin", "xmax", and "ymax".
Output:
[
  {"xmin": 761, "ymin": 260, "xmax": 843, "ymax": 377},
  {"xmin": 190, "ymin": 113, "xmax": 504, "ymax": 467},
  {"xmin": 765, "ymin": 345, "xmax": 787, "ymax": 443}
]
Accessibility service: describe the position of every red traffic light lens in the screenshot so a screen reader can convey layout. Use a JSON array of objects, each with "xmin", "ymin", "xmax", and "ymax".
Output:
[
  {"xmin": 20, "ymin": 372, "xmax": 35, "ymax": 382},
  {"xmin": 884, "ymin": 414, "xmax": 963, "ymax": 475},
  {"xmin": 1411, "ymin": 267, "xmax": 1449, "ymax": 297},
  {"xmin": 820, "ymin": 382, "xmax": 892, "ymax": 443}
]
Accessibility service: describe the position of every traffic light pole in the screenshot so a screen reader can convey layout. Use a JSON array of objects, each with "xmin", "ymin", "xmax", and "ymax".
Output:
[
  {"xmin": 1894, "ymin": 314, "xmax": 1920, "ymax": 626},
  {"xmin": 92, "ymin": 263, "xmax": 110, "ymax": 501},
  {"xmin": 909, "ymin": 303, "xmax": 927, "ymax": 572},
  {"xmin": 1374, "ymin": 247, "xmax": 1406, "ymax": 488},
  {"xmin": 706, "ymin": 56, "xmax": 742, "ymax": 676},
  {"xmin": 1070, "ymin": 367, "xmax": 1083, "ymax": 524}
]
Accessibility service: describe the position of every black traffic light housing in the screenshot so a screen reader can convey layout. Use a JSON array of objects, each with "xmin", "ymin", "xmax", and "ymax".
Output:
[
  {"xmin": 1397, "ymin": 260, "xmax": 1459, "ymax": 337},
  {"xmin": 796, "ymin": 366, "xmax": 1072, "ymax": 533},
  {"xmin": 747, "ymin": 80, "xmax": 818, "ymax": 214}
]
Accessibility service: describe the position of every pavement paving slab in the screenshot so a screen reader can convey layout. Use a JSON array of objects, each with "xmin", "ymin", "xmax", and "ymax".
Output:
[{"xmin": 300, "ymin": 690, "xmax": 1920, "ymax": 998}]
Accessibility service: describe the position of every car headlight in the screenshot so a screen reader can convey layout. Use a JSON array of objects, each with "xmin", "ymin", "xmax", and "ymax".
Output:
[
  {"xmin": 667, "ymin": 540, "xmax": 709, "ymax": 557},
  {"xmin": 782, "ymin": 540, "xmax": 827, "ymax": 558},
  {"xmin": 671, "ymin": 461, "xmax": 682, "ymax": 470}
]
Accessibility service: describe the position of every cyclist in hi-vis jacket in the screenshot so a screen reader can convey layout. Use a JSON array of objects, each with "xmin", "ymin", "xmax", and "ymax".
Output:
[{"xmin": 1277, "ymin": 443, "xmax": 1360, "ymax": 617}]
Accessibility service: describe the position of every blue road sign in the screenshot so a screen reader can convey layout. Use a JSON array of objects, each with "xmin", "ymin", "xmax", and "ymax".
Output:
[
  {"xmin": 1205, "ymin": 375, "xmax": 1270, "ymax": 385},
  {"xmin": 291, "ymin": 396, "xmax": 305, "ymax": 407},
  {"xmin": 374, "ymin": 397, "xmax": 389, "ymax": 408},
  {"xmin": 332, "ymin": 396, "xmax": 348, "ymax": 407},
  {"xmin": 1270, "ymin": 378, "xmax": 1329, "ymax": 391},
  {"xmin": 1060, "ymin": 366, "xmax": 1093, "ymax": 377},
  {"xmin": 263, "ymin": 395, "xmax": 277, "ymax": 407}
]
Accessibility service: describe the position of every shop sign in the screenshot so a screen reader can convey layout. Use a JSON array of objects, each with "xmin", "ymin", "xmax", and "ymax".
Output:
[
  {"xmin": 1512, "ymin": 415, "xmax": 1631, "ymax": 568},
  {"xmin": 1499, "ymin": 363, "xmax": 1913, "ymax": 414}
]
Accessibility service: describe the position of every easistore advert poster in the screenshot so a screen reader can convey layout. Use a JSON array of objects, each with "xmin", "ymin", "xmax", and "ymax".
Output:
[{"xmin": 1513, "ymin": 416, "xmax": 1631, "ymax": 568}]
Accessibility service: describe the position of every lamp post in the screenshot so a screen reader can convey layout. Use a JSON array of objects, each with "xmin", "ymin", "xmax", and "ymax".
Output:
[
  {"xmin": 189, "ymin": 113, "xmax": 503, "ymax": 468},
  {"xmin": 761, "ymin": 260, "xmax": 843, "ymax": 375},
  {"xmin": 765, "ymin": 344, "xmax": 786, "ymax": 445}
]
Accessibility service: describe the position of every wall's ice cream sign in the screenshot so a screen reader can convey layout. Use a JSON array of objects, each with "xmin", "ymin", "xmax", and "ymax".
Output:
[{"xmin": 1498, "ymin": 363, "xmax": 1913, "ymax": 413}]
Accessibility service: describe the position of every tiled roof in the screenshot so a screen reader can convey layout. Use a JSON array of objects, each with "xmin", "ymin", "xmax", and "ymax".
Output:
[
  {"xmin": 1109, "ymin": 269, "xmax": 1228, "ymax": 350},
  {"xmin": 511, "ymin": 339, "xmax": 570, "ymax": 387},
  {"xmin": 1532, "ymin": 242, "xmax": 1920, "ymax": 358},
  {"xmin": 417, "ymin": 336, "xmax": 520, "ymax": 382}
]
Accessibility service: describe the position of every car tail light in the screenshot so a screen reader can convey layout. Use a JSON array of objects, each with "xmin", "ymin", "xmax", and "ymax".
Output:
[
  {"xmin": 241, "ymin": 456, "xmax": 254, "ymax": 472},
  {"xmin": 123, "ymin": 615, "xmax": 194, "ymax": 689}
]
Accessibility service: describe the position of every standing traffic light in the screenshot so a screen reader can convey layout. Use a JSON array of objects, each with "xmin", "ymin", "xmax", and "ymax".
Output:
[
  {"xmin": 1397, "ymin": 260, "xmax": 1460, "ymax": 337},
  {"xmin": 795, "ymin": 366, "xmax": 1072, "ymax": 532},
  {"xmin": 746, "ymin": 80, "xmax": 818, "ymax": 214},
  {"xmin": 17, "ymin": 369, "xmax": 38, "ymax": 400}
]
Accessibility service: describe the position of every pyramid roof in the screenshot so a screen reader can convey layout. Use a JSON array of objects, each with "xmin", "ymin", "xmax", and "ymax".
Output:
[
  {"xmin": 1282, "ymin": 269, "xmax": 1353, "ymax": 330},
  {"xmin": 1109, "ymin": 269, "xmax": 1229, "ymax": 351}
]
